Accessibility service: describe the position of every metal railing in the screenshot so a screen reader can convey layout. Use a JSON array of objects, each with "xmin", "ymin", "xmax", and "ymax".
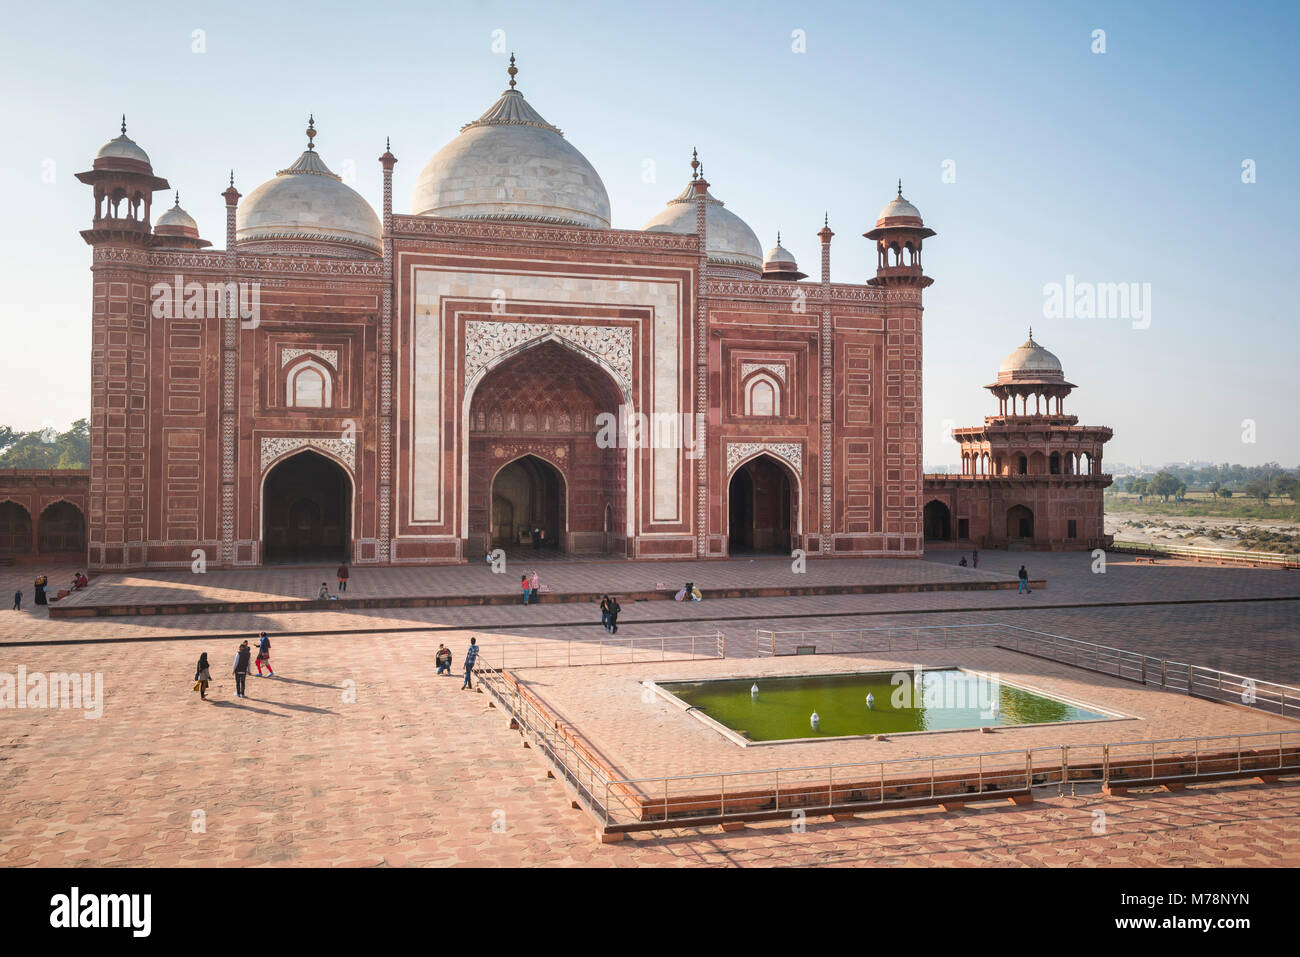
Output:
[
  {"xmin": 757, "ymin": 623, "xmax": 1007, "ymax": 657},
  {"xmin": 596, "ymin": 729, "xmax": 1300, "ymax": 832},
  {"xmin": 471, "ymin": 647, "xmax": 615, "ymax": 819},
  {"xmin": 491, "ymin": 632, "xmax": 725, "ymax": 669},
  {"xmin": 757, "ymin": 623, "xmax": 1300, "ymax": 721},
  {"xmin": 1110, "ymin": 540, "xmax": 1299, "ymax": 567}
]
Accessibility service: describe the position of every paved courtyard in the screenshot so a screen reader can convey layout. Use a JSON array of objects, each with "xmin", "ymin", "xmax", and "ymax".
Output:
[{"xmin": 1, "ymin": 551, "xmax": 1297, "ymax": 866}]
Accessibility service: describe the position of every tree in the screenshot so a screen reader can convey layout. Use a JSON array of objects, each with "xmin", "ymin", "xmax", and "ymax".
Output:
[
  {"xmin": 1244, "ymin": 478, "xmax": 1271, "ymax": 502},
  {"xmin": 1272, "ymin": 474, "xmax": 1298, "ymax": 501},
  {"xmin": 0, "ymin": 420, "xmax": 90, "ymax": 469},
  {"xmin": 1209, "ymin": 481, "xmax": 1221, "ymax": 500},
  {"xmin": 1149, "ymin": 471, "xmax": 1181, "ymax": 502}
]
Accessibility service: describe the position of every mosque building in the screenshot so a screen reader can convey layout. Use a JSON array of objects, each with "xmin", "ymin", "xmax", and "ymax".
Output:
[{"xmin": 0, "ymin": 57, "xmax": 1110, "ymax": 569}]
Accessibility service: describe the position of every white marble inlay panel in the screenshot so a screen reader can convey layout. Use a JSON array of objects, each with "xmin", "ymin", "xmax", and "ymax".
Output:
[
  {"xmin": 281, "ymin": 347, "xmax": 338, "ymax": 369},
  {"xmin": 740, "ymin": 361, "xmax": 787, "ymax": 383},
  {"xmin": 260, "ymin": 436, "xmax": 356, "ymax": 473},
  {"xmin": 409, "ymin": 267, "xmax": 683, "ymax": 530},
  {"xmin": 726, "ymin": 441, "xmax": 803, "ymax": 476},
  {"xmin": 464, "ymin": 321, "xmax": 633, "ymax": 398}
]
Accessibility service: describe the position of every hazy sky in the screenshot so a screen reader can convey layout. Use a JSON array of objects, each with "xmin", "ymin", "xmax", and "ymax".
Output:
[{"xmin": 0, "ymin": 0, "xmax": 1295, "ymax": 468}]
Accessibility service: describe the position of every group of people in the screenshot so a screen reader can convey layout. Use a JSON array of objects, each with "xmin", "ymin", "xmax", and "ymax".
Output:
[
  {"xmin": 435, "ymin": 638, "xmax": 480, "ymax": 689},
  {"xmin": 194, "ymin": 632, "xmax": 274, "ymax": 701},
  {"xmin": 520, "ymin": 571, "xmax": 541, "ymax": 604},
  {"xmin": 313, "ymin": 562, "xmax": 351, "ymax": 600},
  {"xmin": 599, "ymin": 595, "xmax": 621, "ymax": 633},
  {"xmin": 955, "ymin": 549, "xmax": 1031, "ymax": 593},
  {"xmin": 11, "ymin": 571, "xmax": 89, "ymax": 610},
  {"xmin": 192, "ymin": 632, "xmax": 484, "ymax": 701}
]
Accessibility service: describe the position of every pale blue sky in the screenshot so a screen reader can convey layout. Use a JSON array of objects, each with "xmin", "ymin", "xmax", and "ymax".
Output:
[{"xmin": 0, "ymin": 0, "xmax": 1295, "ymax": 468}]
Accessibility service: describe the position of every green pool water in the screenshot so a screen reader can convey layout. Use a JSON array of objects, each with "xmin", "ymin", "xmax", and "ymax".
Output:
[{"xmin": 659, "ymin": 669, "xmax": 1108, "ymax": 742}]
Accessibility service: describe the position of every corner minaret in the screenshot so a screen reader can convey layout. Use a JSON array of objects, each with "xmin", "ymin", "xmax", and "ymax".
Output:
[
  {"xmin": 77, "ymin": 118, "xmax": 170, "ymax": 568},
  {"xmin": 864, "ymin": 181, "xmax": 935, "ymax": 288}
]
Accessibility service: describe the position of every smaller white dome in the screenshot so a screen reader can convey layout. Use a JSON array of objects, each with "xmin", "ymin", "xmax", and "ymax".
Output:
[
  {"xmin": 237, "ymin": 124, "xmax": 381, "ymax": 257},
  {"xmin": 998, "ymin": 330, "xmax": 1065, "ymax": 378},
  {"xmin": 876, "ymin": 189, "xmax": 922, "ymax": 225},
  {"xmin": 761, "ymin": 233, "xmax": 807, "ymax": 280},
  {"xmin": 155, "ymin": 196, "xmax": 197, "ymax": 233},
  {"xmin": 643, "ymin": 180, "xmax": 763, "ymax": 272},
  {"xmin": 763, "ymin": 239, "xmax": 796, "ymax": 267},
  {"xmin": 95, "ymin": 118, "xmax": 152, "ymax": 169}
]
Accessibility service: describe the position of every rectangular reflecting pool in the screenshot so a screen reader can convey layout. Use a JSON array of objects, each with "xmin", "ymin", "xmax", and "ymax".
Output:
[{"xmin": 656, "ymin": 669, "xmax": 1112, "ymax": 742}]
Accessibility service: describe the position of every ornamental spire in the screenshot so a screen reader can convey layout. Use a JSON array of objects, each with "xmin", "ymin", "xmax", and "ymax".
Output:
[
  {"xmin": 306, "ymin": 114, "xmax": 317, "ymax": 151},
  {"xmin": 898, "ymin": 178, "xmax": 903, "ymax": 196},
  {"xmin": 690, "ymin": 147, "xmax": 699, "ymax": 181},
  {"xmin": 121, "ymin": 114, "xmax": 127, "ymax": 135},
  {"xmin": 508, "ymin": 52, "xmax": 517, "ymax": 89}
]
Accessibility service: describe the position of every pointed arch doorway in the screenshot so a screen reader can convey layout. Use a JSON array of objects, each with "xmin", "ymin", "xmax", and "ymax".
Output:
[
  {"xmin": 490, "ymin": 455, "xmax": 565, "ymax": 552},
  {"xmin": 261, "ymin": 450, "xmax": 352, "ymax": 564},
  {"xmin": 467, "ymin": 339, "xmax": 628, "ymax": 556},
  {"xmin": 727, "ymin": 453, "xmax": 796, "ymax": 554}
]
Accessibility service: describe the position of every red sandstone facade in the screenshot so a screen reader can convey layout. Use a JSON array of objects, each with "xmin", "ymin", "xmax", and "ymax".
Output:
[
  {"xmin": 0, "ymin": 470, "xmax": 90, "ymax": 563},
  {"xmin": 70, "ymin": 96, "xmax": 935, "ymax": 571}
]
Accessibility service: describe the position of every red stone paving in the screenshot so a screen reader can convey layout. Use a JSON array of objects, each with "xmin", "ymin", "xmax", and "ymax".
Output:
[{"xmin": 1, "ymin": 552, "xmax": 1298, "ymax": 866}]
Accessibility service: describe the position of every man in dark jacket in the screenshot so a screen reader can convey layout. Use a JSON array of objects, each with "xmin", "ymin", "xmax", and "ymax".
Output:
[
  {"xmin": 234, "ymin": 641, "xmax": 252, "ymax": 698},
  {"xmin": 1017, "ymin": 565, "xmax": 1030, "ymax": 595}
]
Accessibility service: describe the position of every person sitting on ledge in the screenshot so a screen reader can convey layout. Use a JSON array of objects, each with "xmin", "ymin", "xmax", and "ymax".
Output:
[
  {"xmin": 317, "ymin": 582, "xmax": 330, "ymax": 600},
  {"xmin": 959, "ymin": 557, "xmax": 968, "ymax": 567}
]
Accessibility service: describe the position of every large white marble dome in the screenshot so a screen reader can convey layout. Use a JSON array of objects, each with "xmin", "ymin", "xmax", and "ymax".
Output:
[
  {"xmin": 642, "ymin": 180, "xmax": 764, "ymax": 272},
  {"xmin": 411, "ymin": 72, "xmax": 611, "ymax": 229},
  {"xmin": 236, "ymin": 122, "xmax": 383, "ymax": 257}
]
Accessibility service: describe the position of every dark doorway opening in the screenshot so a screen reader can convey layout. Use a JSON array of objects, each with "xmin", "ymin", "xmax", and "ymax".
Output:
[
  {"xmin": 728, "ymin": 455, "xmax": 794, "ymax": 554},
  {"xmin": 38, "ymin": 502, "xmax": 86, "ymax": 554},
  {"xmin": 491, "ymin": 455, "xmax": 565, "ymax": 553},
  {"xmin": 262, "ymin": 451, "xmax": 351, "ymax": 564},
  {"xmin": 923, "ymin": 500, "xmax": 952, "ymax": 541},
  {"xmin": 1006, "ymin": 504, "xmax": 1034, "ymax": 540},
  {"xmin": 0, "ymin": 501, "xmax": 33, "ymax": 556}
]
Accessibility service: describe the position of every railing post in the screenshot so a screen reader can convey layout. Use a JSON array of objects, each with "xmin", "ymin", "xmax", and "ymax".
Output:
[
  {"xmin": 1161, "ymin": 659, "xmax": 1167, "ymax": 687},
  {"xmin": 1102, "ymin": 745, "xmax": 1110, "ymax": 789},
  {"xmin": 1188, "ymin": 663, "xmax": 1193, "ymax": 695}
]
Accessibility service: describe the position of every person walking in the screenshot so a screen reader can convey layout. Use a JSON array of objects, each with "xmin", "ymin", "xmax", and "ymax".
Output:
[
  {"xmin": 520, "ymin": 574, "xmax": 531, "ymax": 604},
  {"xmin": 529, "ymin": 570, "xmax": 540, "ymax": 604},
  {"xmin": 607, "ymin": 596, "xmax": 622, "ymax": 635},
  {"xmin": 436, "ymin": 643, "xmax": 453, "ymax": 676},
  {"xmin": 11, "ymin": 589, "xmax": 20, "ymax": 611},
  {"xmin": 254, "ymin": 632, "xmax": 275, "ymax": 677},
  {"xmin": 233, "ymin": 641, "xmax": 252, "ymax": 698},
  {"xmin": 1017, "ymin": 564, "xmax": 1030, "ymax": 595},
  {"xmin": 336, "ymin": 561, "xmax": 350, "ymax": 593},
  {"xmin": 599, "ymin": 595, "xmax": 611, "ymax": 632},
  {"xmin": 194, "ymin": 652, "xmax": 212, "ymax": 700},
  {"xmin": 972, "ymin": 549, "xmax": 979, "ymax": 569},
  {"xmin": 462, "ymin": 637, "xmax": 479, "ymax": 690}
]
